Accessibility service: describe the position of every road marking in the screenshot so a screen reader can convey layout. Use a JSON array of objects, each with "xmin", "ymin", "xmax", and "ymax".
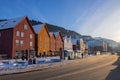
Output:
[{"xmin": 46, "ymin": 56, "xmax": 118, "ymax": 80}]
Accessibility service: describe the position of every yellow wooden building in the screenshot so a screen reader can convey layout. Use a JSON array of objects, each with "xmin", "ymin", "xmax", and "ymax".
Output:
[{"xmin": 33, "ymin": 24, "xmax": 50, "ymax": 57}]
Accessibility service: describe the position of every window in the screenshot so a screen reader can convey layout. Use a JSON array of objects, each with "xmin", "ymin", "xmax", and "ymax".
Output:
[
  {"xmin": 45, "ymin": 38, "xmax": 49, "ymax": 42},
  {"xmin": 30, "ymin": 34, "xmax": 32, "ymax": 39},
  {"xmin": 39, "ymin": 37, "xmax": 42, "ymax": 41},
  {"xmin": 40, "ymin": 43, "xmax": 42, "ymax": 48},
  {"xmin": 24, "ymin": 24, "xmax": 28, "ymax": 30},
  {"xmin": 45, "ymin": 44, "xmax": 48, "ymax": 48},
  {"xmin": 44, "ymin": 44, "xmax": 46, "ymax": 48},
  {"xmin": 30, "ymin": 42, "xmax": 32, "ymax": 46},
  {"xmin": 16, "ymin": 31, "xmax": 20, "ymax": 36},
  {"xmin": 45, "ymin": 37, "xmax": 46, "ymax": 41},
  {"xmin": 21, "ymin": 32, "xmax": 24, "ymax": 37},
  {"xmin": 16, "ymin": 40, "xmax": 19, "ymax": 45},
  {"xmin": 20, "ymin": 40, "xmax": 23, "ymax": 45}
]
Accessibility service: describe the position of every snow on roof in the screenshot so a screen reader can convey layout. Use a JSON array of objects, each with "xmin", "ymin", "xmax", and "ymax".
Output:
[
  {"xmin": 49, "ymin": 32, "xmax": 53, "ymax": 36},
  {"xmin": 0, "ymin": 16, "xmax": 24, "ymax": 29},
  {"xmin": 33, "ymin": 24, "xmax": 44, "ymax": 33}
]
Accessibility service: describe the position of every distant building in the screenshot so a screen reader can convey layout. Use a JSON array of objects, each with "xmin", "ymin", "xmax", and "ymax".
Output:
[
  {"xmin": 63, "ymin": 36, "xmax": 73, "ymax": 50},
  {"xmin": 79, "ymin": 38, "xmax": 86, "ymax": 53},
  {"xmin": 0, "ymin": 16, "xmax": 35, "ymax": 59},
  {"xmin": 86, "ymin": 39, "xmax": 108, "ymax": 54}
]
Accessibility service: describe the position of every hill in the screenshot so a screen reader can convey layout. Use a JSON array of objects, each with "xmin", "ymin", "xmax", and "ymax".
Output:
[
  {"xmin": 95, "ymin": 37, "xmax": 120, "ymax": 48},
  {"xmin": 30, "ymin": 20, "xmax": 82, "ymax": 39}
]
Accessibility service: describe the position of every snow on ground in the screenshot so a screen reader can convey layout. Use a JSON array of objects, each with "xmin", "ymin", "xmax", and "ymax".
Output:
[{"xmin": 0, "ymin": 55, "xmax": 95, "ymax": 75}]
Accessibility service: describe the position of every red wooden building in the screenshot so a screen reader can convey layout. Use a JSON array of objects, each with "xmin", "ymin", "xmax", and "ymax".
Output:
[
  {"xmin": 54, "ymin": 32, "xmax": 64, "ymax": 57},
  {"xmin": 49, "ymin": 32, "xmax": 56, "ymax": 55},
  {"xmin": 0, "ymin": 16, "xmax": 35, "ymax": 59}
]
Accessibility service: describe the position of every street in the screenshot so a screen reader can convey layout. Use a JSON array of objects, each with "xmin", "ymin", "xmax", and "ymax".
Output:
[{"xmin": 0, "ymin": 55, "xmax": 120, "ymax": 80}]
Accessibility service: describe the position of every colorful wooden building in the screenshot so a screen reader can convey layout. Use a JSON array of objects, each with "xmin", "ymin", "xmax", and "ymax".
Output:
[
  {"xmin": 33, "ymin": 24, "xmax": 50, "ymax": 57},
  {"xmin": 49, "ymin": 32, "xmax": 56, "ymax": 55},
  {"xmin": 0, "ymin": 16, "xmax": 35, "ymax": 59},
  {"xmin": 54, "ymin": 32, "xmax": 64, "ymax": 57}
]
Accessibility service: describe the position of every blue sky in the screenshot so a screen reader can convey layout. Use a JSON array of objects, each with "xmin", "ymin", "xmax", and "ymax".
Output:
[{"xmin": 0, "ymin": 0, "xmax": 120, "ymax": 42}]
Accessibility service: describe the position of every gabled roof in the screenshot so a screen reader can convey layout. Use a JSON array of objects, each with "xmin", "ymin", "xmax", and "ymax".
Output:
[
  {"xmin": 0, "ymin": 16, "xmax": 24, "ymax": 29},
  {"xmin": 54, "ymin": 32, "xmax": 63, "ymax": 42},
  {"xmin": 32, "ymin": 24, "xmax": 44, "ymax": 33}
]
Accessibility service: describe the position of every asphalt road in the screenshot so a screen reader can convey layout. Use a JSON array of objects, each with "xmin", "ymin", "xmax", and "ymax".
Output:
[{"xmin": 0, "ymin": 55, "xmax": 120, "ymax": 80}]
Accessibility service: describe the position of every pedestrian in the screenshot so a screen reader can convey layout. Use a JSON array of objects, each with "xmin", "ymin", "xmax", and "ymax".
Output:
[
  {"xmin": 28, "ymin": 58, "xmax": 32, "ymax": 65},
  {"xmin": 81, "ymin": 53, "xmax": 84, "ymax": 59},
  {"xmin": 33, "ymin": 58, "xmax": 36, "ymax": 64}
]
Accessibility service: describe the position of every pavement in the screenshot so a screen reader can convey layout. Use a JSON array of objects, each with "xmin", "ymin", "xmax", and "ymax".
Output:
[{"xmin": 0, "ymin": 54, "xmax": 119, "ymax": 80}]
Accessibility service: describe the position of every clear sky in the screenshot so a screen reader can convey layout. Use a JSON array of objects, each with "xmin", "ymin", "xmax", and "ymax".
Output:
[{"xmin": 0, "ymin": 0, "xmax": 120, "ymax": 42}]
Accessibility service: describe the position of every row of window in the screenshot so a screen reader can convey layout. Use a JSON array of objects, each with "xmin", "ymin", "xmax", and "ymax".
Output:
[
  {"xmin": 16, "ymin": 40, "xmax": 33, "ymax": 46},
  {"xmin": 16, "ymin": 31, "xmax": 33, "ymax": 39},
  {"xmin": 0, "ymin": 24, "xmax": 30, "ymax": 38},
  {"xmin": 39, "ymin": 43, "xmax": 49, "ymax": 48},
  {"xmin": 39, "ymin": 37, "xmax": 49, "ymax": 42}
]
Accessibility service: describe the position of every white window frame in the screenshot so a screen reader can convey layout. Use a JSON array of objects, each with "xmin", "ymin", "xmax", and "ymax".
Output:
[
  {"xmin": 30, "ymin": 42, "xmax": 32, "ymax": 47},
  {"xmin": 20, "ymin": 40, "xmax": 23, "ymax": 45},
  {"xmin": 16, "ymin": 40, "xmax": 19, "ymax": 45},
  {"xmin": 30, "ymin": 34, "xmax": 32, "ymax": 39},
  {"xmin": 16, "ymin": 31, "xmax": 20, "ymax": 36},
  {"xmin": 21, "ymin": 32, "xmax": 24, "ymax": 37},
  {"xmin": 24, "ymin": 24, "xmax": 28, "ymax": 30}
]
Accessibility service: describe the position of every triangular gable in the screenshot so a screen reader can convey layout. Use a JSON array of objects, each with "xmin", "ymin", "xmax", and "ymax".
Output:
[
  {"xmin": 58, "ymin": 32, "xmax": 64, "ymax": 42},
  {"xmin": 33, "ymin": 24, "xmax": 44, "ymax": 34},
  {"xmin": 44, "ymin": 24, "xmax": 50, "ymax": 37},
  {"xmin": 49, "ymin": 32, "xmax": 56, "ymax": 39},
  {"xmin": 54, "ymin": 32, "xmax": 63, "ymax": 42},
  {"xmin": 24, "ymin": 16, "xmax": 36, "ymax": 34}
]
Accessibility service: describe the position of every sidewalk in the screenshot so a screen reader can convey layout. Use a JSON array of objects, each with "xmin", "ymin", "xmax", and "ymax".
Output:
[{"xmin": 0, "ymin": 55, "xmax": 98, "ymax": 76}]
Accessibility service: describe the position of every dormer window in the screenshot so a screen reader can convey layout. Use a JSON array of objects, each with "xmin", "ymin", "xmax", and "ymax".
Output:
[{"xmin": 24, "ymin": 24, "xmax": 28, "ymax": 30}]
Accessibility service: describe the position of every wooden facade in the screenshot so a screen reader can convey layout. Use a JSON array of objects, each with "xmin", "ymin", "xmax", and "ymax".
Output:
[
  {"xmin": 0, "ymin": 16, "xmax": 35, "ymax": 59},
  {"xmin": 49, "ymin": 32, "xmax": 56, "ymax": 51},
  {"xmin": 54, "ymin": 32, "xmax": 64, "ymax": 56},
  {"xmin": 33, "ymin": 24, "xmax": 50, "ymax": 57},
  {"xmin": 0, "ymin": 16, "xmax": 65, "ymax": 59}
]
